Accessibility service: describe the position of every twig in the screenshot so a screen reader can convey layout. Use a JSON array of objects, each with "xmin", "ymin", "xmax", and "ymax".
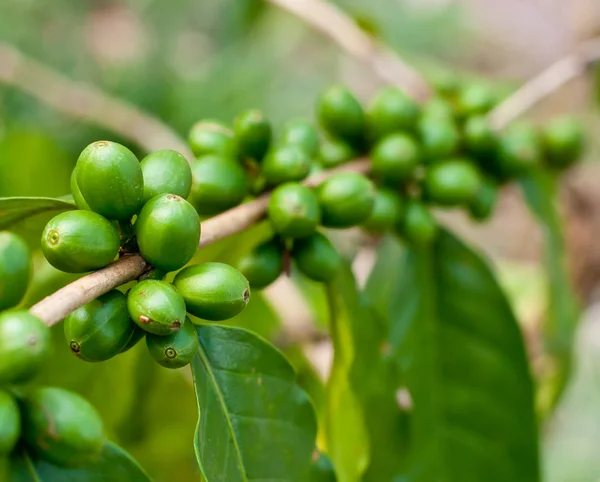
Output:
[{"xmin": 265, "ymin": 0, "xmax": 432, "ymax": 102}]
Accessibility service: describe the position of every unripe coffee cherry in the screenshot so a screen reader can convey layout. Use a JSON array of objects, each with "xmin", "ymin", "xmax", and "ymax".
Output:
[
  {"xmin": 41, "ymin": 211, "xmax": 120, "ymax": 273},
  {"xmin": 64, "ymin": 290, "xmax": 138, "ymax": 362},
  {"xmin": 237, "ymin": 240, "xmax": 284, "ymax": 289},
  {"xmin": 367, "ymin": 86, "xmax": 420, "ymax": 141},
  {"xmin": 188, "ymin": 155, "xmax": 249, "ymax": 215},
  {"xmin": 463, "ymin": 116, "xmax": 497, "ymax": 158},
  {"xmin": 127, "ymin": 280, "xmax": 187, "ymax": 336},
  {"xmin": 469, "ymin": 178, "xmax": 498, "ymax": 221},
  {"xmin": 362, "ymin": 188, "xmax": 404, "ymax": 235},
  {"xmin": 0, "ymin": 231, "xmax": 32, "ymax": 310},
  {"xmin": 541, "ymin": 117, "xmax": 585, "ymax": 169},
  {"xmin": 261, "ymin": 145, "xmax": 311, "ymax": 186},
  {"xmin": 0, "ymin": 390, "xmax": 20, "ymax": 455},
  {"xmin": 20, "ymin": 387, "xmax": 104, "ymax": 467},
  {"xmin": 173, "ymin": 262, "xmax": 250, "ymax": 321},
  {"xmin": 317, "ymin": 85, "xmax": 365, "ymax": 146},
  {"xmin": 140, "ymin": 149, "xmax": 192, "ymax": 203},
  {"xmin": 135, "ymin": 194, "xmax": 200, "ymax": 272},
  {"xmin": 281, "ymin": 119, "xmax": 320, "ymax": 159},
  {"xmin": 399, "ymin": 201, "xmax": 438, "ymax": 247},
  {"xmin": 497, "ymin": 122, "xmax": 541, "ymax": 177},
  {"xmin": 188, "ymin": 120, "xmax": 236, "ymax": 158},
  {"xmin": 421, "ymin": 97, "xmax": 455, "ymax": 120},
  {"xmin": 234, "ymin": 109, "xmax": 272, "ymax": 162},
  {"xmin": 75, "ymin": 141, "xmax": 143, "ymax": 220},
  {"xmin": 418, "ymin": 117, "xmax": 460, "ymax": 161},
  {"xmin": 146, "ymin": 317, "xmax": 199, "ymax": 369},
  {"xmin": 316, "ymin": 172, "xmax": 376, "ymax": 228},
  {"xmin": 70, "ymin": 167, "xmax": 90, "ymax": 211},
  {"xmin": 0, "ymin": 311, "xmax": 50, "ymax": 385},
  {"xmin": 456, "ymin": 83, "xmax": 495, "ymax": 118},
  {"xmin": 292, "ymin": 232, "xmax": 341, "ymax": 283},
  {"xmin": 424, "ymin": 159, "xmax": 482, "ymax": 206},
  {"xmin": 309, "ymin": 452, "xmax": 337, "ymax": 482},
  {"xmin": 268, "ymin": 183, "xmax": 321, "ymax": 238},
  {"xmin": 318, "ymin": 138, "xmax": 356, "ymax": 169},
  {"xmin": 371, "ymin": 133, "xmax": 421, "ymax": 183}
]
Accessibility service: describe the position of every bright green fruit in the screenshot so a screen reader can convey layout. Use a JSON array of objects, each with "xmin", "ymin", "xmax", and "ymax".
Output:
[
  {"xmin": 188, "ymin": 120, "xmax": 236, "ymax": 158},
  {"xmin": 310, "ymin": 453, "xmax": 337, "ymax": 482},
  {"xmin": 140, "ymin": 149, "xmax": 192, "ymax": 203},
  {"xmin": 0, "ymin": 231, "xmax": 32, "ymax": 311},
  {"xmin": 146, "ymin": 317, "xmax": 199, "ymax": 369},
  {"xmin": 281, "ymin": 119, "xmax": 320, "ymax": 158},
  {"xmin": 261, "ymin": 145, "xmax": 311, "ymax": 186},
  {"xmin": 418, "ymin": 117, "xmax": 460, "ymax": 160},
  {"xmin": 366, "ymin": 86, "xmax": 420, "ymax": 141},
  {"xmin": 497, "ymin": 123, "xmax": 542, "ymax": 177},
  {"xmin": 75, "ymin": 141, "xmax": 143, "ymax": 220},
  {"xmin": 135, "ymin": 194, "xmax": 200, "ymax": 272},
  {"xmin": 316, "ymin": 172, "xmax": 376, "ymax": 228},
  {"xmin": 234, "ymin": 109, "xmax": 272, "ymax": 161},
  {"xmin": 541, "ymin": 117, "xmax": 585, "ymax": 169},
  {"xmin": 292, "ymin": 232, "xmax": 341, "ymax": 283},
  {"xmin": 70, "ymin": 167, "xmax": 90, "ymax": 211},
  {"xmin": 362, "ymin": 188, "xmax": 404, "ymax": 234},
  {"xmin": 455, "ymin": 83, "xmax": 495, "ymax": 118},
  {"xmin": 20, "ymin": 387, "xmax": 104, "ymax": 467},
  {"xmin": 127, "ymin": 280, "xmax": 186, "ymax": 336},
  {"xmin": 421, "ymin": 97, "xmax": 455, "ymax": 120},
  {"xmin": 318, "ymin": 138, "xmax": 356, "ymax": 169},
  {"xmin": 237, "ymin": 240, "xmax": 283, "ymax": 289},
  {"xmin": 424, "ymin": 159, "xmax": 482, "ymax": 206},
  {"xmin": 41, "ymin": 211, "xmax": 120, "ymax": 273},
  {"xmin": 463, "ymin": 116, "xmax": 497, "ymax": 158},
  {"xmin": 0, "ymin": 311, "xmax": 49, "ymax": 385},
  {"xmin": 371, "ymin": 133, "xmax": 421, "ymax": 183},
  {"xmin": 317, "ymin": 85, "xmax": 365, "ymax": 146},
  {"xmin": 268, "ymin": 183, "xmax": 321, "ymax": 238},
  {"xmin": 188, "ymin": 155, "xmax": 249, "ymax": 215},
  {"xmin": 64, "ymin": 290, "xmax": 138, "ymax": 362},
  {"xmin": 469, "ymin": 178, "xmax": 498, "ymax": 221},
  {"xmin": 0, "ymin": 390, "xmax": 20, "ymax": 455},
  {"xmin": 399, "ymin": 201, "xmax": 438, "ymax": 247},
  {"xmin": 173, "ymin": 262, "xmax": 250, "ymax": 321}
]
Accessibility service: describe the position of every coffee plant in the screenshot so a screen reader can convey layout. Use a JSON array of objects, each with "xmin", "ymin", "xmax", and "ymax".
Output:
[{"xmin": 0, "ymin": 74, "xmax": 586, "ymax": 482}]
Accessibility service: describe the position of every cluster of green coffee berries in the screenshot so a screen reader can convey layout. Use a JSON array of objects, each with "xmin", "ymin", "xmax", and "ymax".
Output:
[{"xmin": 0, "ymin": 232, "xmax": 106, "ymax": 467}]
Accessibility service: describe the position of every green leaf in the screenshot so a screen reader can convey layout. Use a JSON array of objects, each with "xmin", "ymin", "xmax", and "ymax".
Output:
[
  {"xmin": 191, "ymin": 324, "xmax": 317, "ymax": 482},
  {"xmin": 0, "ymin": 196, "xmax": 76, "ymax": 229},
  {"xmin": 8, "ymin": 442, "xmax": 151, "ymax": 481},
  {"xmin": 390, "ymin": 229, "xmax": 540, "ymax": 481}
]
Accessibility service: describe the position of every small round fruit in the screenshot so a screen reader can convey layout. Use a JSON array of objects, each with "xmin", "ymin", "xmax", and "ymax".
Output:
[
  {"xmin": 497, "ymin": 123, "xmax": 542, "ymax": 177},
  {"xmin": 541, "ymin": 117, "xmax": 585, "ymax": 169},
  {"xmin": 70, "ymin": 167, "xmax": 90, "ymax": 211},
  {"xmin": 188, "ymin": 155, "xmax": 249, "ymax": 215},
  {"xmin": 135, "ymin": 194, "xmax": 200, "ymax": 272},
  {"xmin": 463, "ymin": 116, "xmax": 497, "ymax": 158},
  {"xmin": 469, "ymin": 178, "xmax": 498, "ymax": 221},
  {"xmin": 399, "ymin": 202, "xmax": 438, "ymax": 247},
  {"xmin": 424, "ymin": 159, "xmax": 482, "ymax": 206},
  {"xmin": 362, "ymin": 188, "xmax": 404, "ymax": 234},
  {"xmin": 421, "ymin": 97, "xmax": 455, "ymax": 120},
  {"xmin": 0, "ymin": 390, "xmax": 20, "ymax": 455},
  {"xmin": 20, "ymin": 387, "xmax": 104, "ymax": 467},
  {"xmin": 366, "ymin": 86, "xmax": 420, "ymax": 141},
  {"xmin": 0, "ymin": 231, "xmax": 32, "ymax": 311},
  {"xmin": 268, "ymin": 183, "xmax": 321, "ymax": 238},
  {"xmin": 310, "ymin": 453, "xmax": 337, "ymax": 482},
  {"xmin": 316, "ymin": 172, "xmax": 376, "ymax": 228},
  {"xmin": 188, "ymin": 120, "xmax": 236, "ymax": 158},
  {"xmin": 146, "ymin": 317, "xmax": 199, "ymax": 369},
  {"xmin": 261, "ymin": 145, "xmax": 311, "ymax": 186},
  {"xmin": 140, "ymin": 149, "xmax": 192, "ymax": 203},
  {"xmin": 281, "ymin": 119, "xmax": 320, "ymax": 158},
  {"xmin": 237, "ymin": 241, "xmax": 283, "ymax": 289},
  {"xmin": 127, "ymin": 280, "xmax": 187, "ymax": 336},
  {"xmin": 318, "ymin": 138, "xmax": 356, "ymax": 168},
  {"xmin": 234, "ymin": 109, "xmax": 272, "ymax": 161},
  {"xmin": 173, "ymin": 263, "xmax": 250, "ymax": 321},
  {"xmin": 41, "ymin": 211, "xmax": 120, "ymax": 273},
  {"xmin": 75, "ymin": 140, "xmax": 143, "ymax": 220},
  {"xmin": 371, "ymin": 133, "xmax": 421, "ymax": 183},
  {"xmin": 456, "ymin": 83, "xmax": 495, "ymax": 118},
  {"xmin": 64, "ymin": 290, "xmax": 138, "ymax": 362},
  {"xmin": 418, "ymin": 117, "xmax": 460, "ymax": 161},
  {"xmin": 0, "ymin": 311, "xmax": 49, "ymax": 384},
  {"xmin": 292, "ymin": 232, "xmax": 341, "ymax": 283},
  {"xmin": 317, "ymin": 85, "xmax": 365, "ymax": 146}
]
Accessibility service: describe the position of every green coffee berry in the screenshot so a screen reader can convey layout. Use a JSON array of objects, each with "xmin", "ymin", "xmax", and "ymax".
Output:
[
  {"xmin": 292, "ymin": 232, "xmax": 341, "ymax": 283},
  {"xmin": 469, "ymin": 178, "xmax": 498, "ymax": 221},
  {"xmin": 140, "ymin": 149, "xmax": 192, "ymax": 203},
  {"xmin": 70, "ymin": 167, "xmax": 90, "ymax": 211},
  {"xmin": 127, "ymin": 280, "xmax": 187, "ymax": 336},
  {"xmin": 317, "ymin": 85, "xmax": 365, "ymax": 146},
  {"xmin": 20, "ymin": 387, "xmax": 104, "ymax": 467},
  {"xmin": 146, "ymin": 317, "xmax": 199, "ymax": 369},
  {"xmin": 399, "ymin": 201, "xmax": 438, "ymax": 247},
  {"xmin": 497, "ymin": 122, "xmax": 541, "ymax": 177},
  {"xmin": 541, "ymin": 117, "xmax": 585, "ymax": 169},
  {"xmin": 418, "ymin": 117, "xmax": 460, "ymax": 161},
  {"xmin": 0, "ymin": 390, "xmax": 20, "ymax": 456},
  {"xmin": 424, "ymin": 159, "xmax": 482, "ymax": 206},
  {"xmin": 173, "ymin": 262, "xmax": 250, "ymax": 321},
  {"xmin": 456, "ymin": 83, "xmax": 495, "ymax": 118},
  {"xmin": 135, "ymin": 194, "xmax": 200, "ymax": 272},
  {"xmin": 188, "ymin": 120, "xmax": 236, "ymax": 158},
  {"xmin": 0, "ymin": 311, "xmax": 49, "ymax": 385},
  {"xmin": 316, "ymin": 172, "xmax": 376, "ymax": 228},
  {"xmin": 318, "ymin": 138, "xmax": 357, "ymax": 169},
  {"xmin": 119, "ymin": 325, "xmax": 146, "ymax": 353},
  {"xmin": 188, "ymin": 155, "xmax": 249, "ymax": 215},
  {"xmin": 420, "ymin": 97, "xmax": 455, "ymax": 120},
  {"xmin": 237, "ymin": 240, "xmax": 284, "ymax": 289},
  {"xmin": 309, "ymin": 452, "xmax": 337, "ymax": 482},
  {"xmin": 64, "ymin": 290, "xmax": 138, "ymax": 362},
  {"xmin": 281, "ymin": 119, "xmax": 320, "ymax": 158},
  {"xmin": 41, "ymin": 211, "xmax": 120, "ymax": 273},
  {"xmin": 75, "ymin": 141, "xmax": 143, "ymax": 220},
  {"xmin": 371, "ymin": 133, "xmax": 421, "ymax": 183},
  {"xmin": 268, "ymin": 183, "xmax": 321, "ymax": 238},
  {"xmin": 362, "ymin": 188, "xmax": 404, "ymax": 234},
  {"xmin": 234, "ymin": 109, "xmax": 272, "ymax": 161},
  {"xmin": 463, "ymin": 115, "xmax": 497, "ymax": 158},
  {"xmin": 366, "ymin": 86, "xmax": 420, "ymax": 141},
  {"xmin": 0, "ymin": 231, "xmax": 32, "ymax": 311},
  {"xmin": 261, "ymin": 145, "xmax": 311, "ymax": 186}
]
